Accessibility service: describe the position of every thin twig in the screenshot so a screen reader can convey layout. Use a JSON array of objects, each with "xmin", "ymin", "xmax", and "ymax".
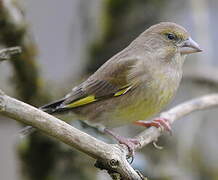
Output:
[{"xmin": 135, "ymin": 94, "xmax": 218, "ymax": 149}]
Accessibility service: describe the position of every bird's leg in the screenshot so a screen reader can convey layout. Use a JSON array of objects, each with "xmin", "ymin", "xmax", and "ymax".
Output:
[
  {"xmin": 104, "ymin": 128, "xmax": 140, "ymax": 158},
  {"xmin": 134, "ymin": 117, "xmax": 172, "ymax": 135}
]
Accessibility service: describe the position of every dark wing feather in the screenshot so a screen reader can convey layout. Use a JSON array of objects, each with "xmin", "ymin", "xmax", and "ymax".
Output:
[
  {"xmin": 63, "ymin": 79, "xmax": 119, "ymax": 104},
  {"xmin": 41, "ymin": 56, "xmax": 138, "ymax": 112},
  {"xmin": 62, "ymin": 56, "xmax": 138, "ymax": 107}
]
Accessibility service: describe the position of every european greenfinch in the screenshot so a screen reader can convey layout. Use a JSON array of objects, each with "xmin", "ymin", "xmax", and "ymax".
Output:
[{"xmin": 22, "ymin": 22, "xmax": 202, "ymax": 151}]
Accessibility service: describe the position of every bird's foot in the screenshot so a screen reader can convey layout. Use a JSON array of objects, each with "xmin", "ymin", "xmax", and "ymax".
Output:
[
  {"xmin": 134, "ymin": 117, "xmax": 172, "ymax": 135},
  {"xmin": 104, "ymin": 128, "xmax": 140, "ymax": 162}
]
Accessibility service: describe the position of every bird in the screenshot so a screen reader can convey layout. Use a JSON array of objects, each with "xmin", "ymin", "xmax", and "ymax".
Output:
[{"xmin": 21, "ymin": 22, "xmax": 202, "ymax": 153}]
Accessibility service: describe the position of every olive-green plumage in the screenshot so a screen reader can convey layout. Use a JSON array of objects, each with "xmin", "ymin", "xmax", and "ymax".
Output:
[{"xmin": 40, "ymin": 22, "xmax": 202, "ymax": 128}]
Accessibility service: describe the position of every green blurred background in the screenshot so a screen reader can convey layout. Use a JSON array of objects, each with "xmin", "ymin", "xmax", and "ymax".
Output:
[{"xmin": 0, "ymin": 0, "xmax": 218, "ymax": 179}]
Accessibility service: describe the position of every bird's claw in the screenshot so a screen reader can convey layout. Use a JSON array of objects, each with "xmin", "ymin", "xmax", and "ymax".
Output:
[
  {"xmin": 117, "ymin": 137, "xmax": 140, "ymax": 162},
  {"xmin": 104, "ymin": 128, "xmax": 139, "ymax": 163},
  {"xmin": 152, "ymin": 141, "xmax": 163, "ymax": 150},
  {"xmin": 135, "ymin": 117, "xmax": 172, "ymax": 135}
]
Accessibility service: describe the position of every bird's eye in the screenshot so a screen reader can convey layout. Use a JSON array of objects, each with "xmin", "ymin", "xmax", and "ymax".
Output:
[{"xmin": 166, "ymin": 33, "xmax": 176, "ymax": 40}]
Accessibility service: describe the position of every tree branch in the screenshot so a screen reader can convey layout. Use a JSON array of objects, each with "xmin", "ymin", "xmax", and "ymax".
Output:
[
  {"xmin": 0, "ymin": 89, "xmax": 218, "ymax": 179},
  {"xmin": 0, "ymin": 46, "xmax": 21, "ymax": 61},
  {"xmin": 0, "ymin": 90, "xmax": 142, "ymax": 179}
]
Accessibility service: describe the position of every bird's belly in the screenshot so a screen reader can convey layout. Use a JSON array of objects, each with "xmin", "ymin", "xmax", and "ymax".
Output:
[
  {"xmin": 100, "ymin": 86, "xmax": 175, "ymax": 127},
  {"xmin": 111, "ymin": 97, "xmax": 158, "ymax": 126}
]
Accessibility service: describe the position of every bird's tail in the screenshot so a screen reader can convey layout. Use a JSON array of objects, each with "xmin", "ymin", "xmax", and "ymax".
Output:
[
  {"xmin": 39, "ymin": 98, "xmax": 66, "ymax": 114},
  {"xmin": 19, "ymin": 98, "xmax": 66, "ymax": 137}
]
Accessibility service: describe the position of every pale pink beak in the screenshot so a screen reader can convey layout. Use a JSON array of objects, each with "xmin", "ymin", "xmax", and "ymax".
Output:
[{"xmin": 180, "ymin": 37, "xmax": 203, "ymax": 55}]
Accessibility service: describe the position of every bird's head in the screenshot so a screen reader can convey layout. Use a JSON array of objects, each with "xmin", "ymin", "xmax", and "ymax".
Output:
[{"xmin": 140, "ymin": 22, "xmax": 202, "ymax": 57}]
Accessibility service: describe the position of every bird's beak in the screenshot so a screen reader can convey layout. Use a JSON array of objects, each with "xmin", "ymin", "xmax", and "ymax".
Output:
[{"xmin": 179, "ymin": 37, "xmax": 203, "ymax": 55}]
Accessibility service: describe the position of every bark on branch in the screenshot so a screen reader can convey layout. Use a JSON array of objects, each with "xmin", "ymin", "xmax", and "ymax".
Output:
[{"xmin": 0, "ymin": 89, "xmax": 218, "ymax": 179}]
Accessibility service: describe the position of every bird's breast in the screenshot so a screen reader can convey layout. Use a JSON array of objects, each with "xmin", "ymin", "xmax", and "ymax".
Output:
[{"xmin": 110, "ymin": 68, "xmax": 182, "ymax": 126}]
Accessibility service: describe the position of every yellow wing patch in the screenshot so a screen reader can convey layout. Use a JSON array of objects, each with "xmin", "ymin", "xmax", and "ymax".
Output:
[
  {"xmin": 65, "ymin": 95, "xmax": 96, "ymax": 108},
  {"xmin": 114, "ymin": 86, "xmax": 131, "ymax": 96},
  {"xmin": 65, "ymin": 86, "xmax": 132, "ymax": 108}
]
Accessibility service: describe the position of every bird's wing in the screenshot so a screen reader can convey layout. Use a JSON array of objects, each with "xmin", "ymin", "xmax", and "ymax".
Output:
[{"xmin": 61, "ymin": 57, "xmax": 139, "ymax": 109}]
